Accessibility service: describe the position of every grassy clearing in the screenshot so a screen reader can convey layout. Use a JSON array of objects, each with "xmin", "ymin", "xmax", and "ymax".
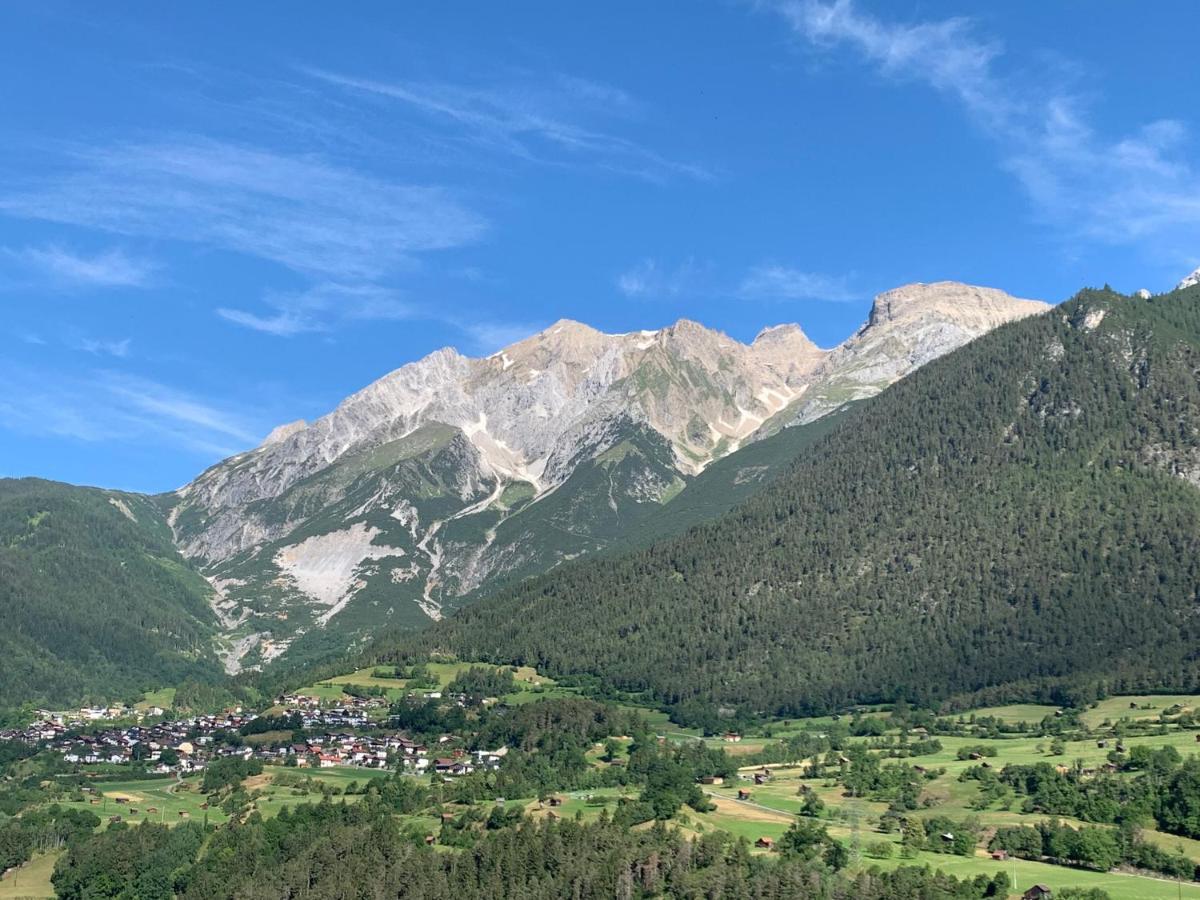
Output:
[
  {"xmin": 962, "ymin": 703, "xmax": 1059, "ymax": 724},
  {"xmin": 59, "ymin": 775, "xmax": 228, "ymax": 827},
  {"xmin": 135, "ymin": 687, "xmax": 176, "ymax": 711},
  {"xmin": 0, "ymin": 850, "xmax": 60, "ymax": 899},
  {"xmin": 295, "ymin": 681, "xmax": 350, "ymax": 701},
  {"xmin": 51, "ymin": 766, "xmax": 381, "ymax": 830},
  {"xmin": 1081, "ymin": 695, "xmax": 1200, "ymax": 729},
  {"xmin": 300, "ymin": 662, "xmax": 562, "ymax": 704},
  {"xmin": 869, "ymin": 850, "xmax": 1200, "ymax": 900},
  {"xmin": 523, "ymin": 787, "xmax": 638, "ymax": 823}
]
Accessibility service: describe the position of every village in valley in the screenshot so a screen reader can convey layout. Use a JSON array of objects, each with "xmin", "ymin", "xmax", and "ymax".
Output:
[
  {"xmin": 9, "ymin": 660, "xmax": 1200, "ymax": 900},
  {"xmin": 1, "ymin": 693, "xmax": 502, "ymax": 779}
]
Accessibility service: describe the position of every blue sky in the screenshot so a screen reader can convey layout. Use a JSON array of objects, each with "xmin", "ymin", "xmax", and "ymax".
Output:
[{"xmin": 3, "ymin": 2, "xmax": 1200, "ymax": 492}]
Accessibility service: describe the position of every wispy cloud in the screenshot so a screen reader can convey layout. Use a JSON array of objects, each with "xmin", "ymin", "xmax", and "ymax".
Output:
[
  {"xmin": 616, "ymin": 258, "xmax": 713, "ymax": 299},
  {"xmin": 774, "ymin": 0, "xmax": 1200, "ymax": 256},
  {"xmin": 0, "ymin": 138, "xmax": 487, "ymax": 280},
  {"xmin": 736, "ymin": 264, "xmax": 858, "ymax": 302},
  {"xmin": 103, "ymin": 372, "xmax": 258, "ymax": 446},
  {"xmin": 216, "ymin": 282, "xmax": 530, "ymax": 356},
  {"xmin": 0, "ymin": 364, "xmax": 261, "ymax": 458},
  {"xmin": 217, "ymin": 283, "xmax": 417, "ymax": 337},
  {"xmin": 79, "ymin": 337, "xmax": 132, "ymax": 358},
  {"xmin": 304, "ymin": 67, "xmax": 709, "ymax": 182},
  {"xmin": 617, "ymin": 256, "xmax": 855, "ymax": 303},
  {"xmin": 7, "ymin": 245, "xmax": 158, "ymax": 288}
]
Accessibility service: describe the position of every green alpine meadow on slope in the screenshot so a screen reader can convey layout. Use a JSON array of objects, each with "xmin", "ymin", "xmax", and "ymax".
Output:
[{"xmin": 410, "ymin": 284, "xmax": 1200, "ymax": 720}]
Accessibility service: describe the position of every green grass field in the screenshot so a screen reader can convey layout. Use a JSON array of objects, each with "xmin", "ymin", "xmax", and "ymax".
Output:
[
  {"xmin": 135, "ymin": 687, "xmax": 177, "ymax": 712},
  {"xmin": 678, "ymin": 705, "xmax": 1200, "ymax": 900},
  {"xmin": 1081, "ymin": 695, "xmax": 1200, "ymax": 729},
  {"xmin": 300, "ymin": 662, "xmax": 565, "ymax": 704},
  {"xmin": 523, "ymin": 787, "xmax": 639, "ymax": 823},
  {"xmin": 0, "ymin": 851, "xmax": 60, "ymax": 899},
  {"xmin": 963, "ymin": 703, "xmax": 1060, "ymax": 724},
  {"xmin": 701, "ymin": 770, "xmax": 1200, "ymax": 899},
  {"xmin": 51, "ymin": 765, "xmax": 382, "ymax": 830},
  {"xmin": 868, "ymin": 849, "xmax": 1200, "ymax": 900}
]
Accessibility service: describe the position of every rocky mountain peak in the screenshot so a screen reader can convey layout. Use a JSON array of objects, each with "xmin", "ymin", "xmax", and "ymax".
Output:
[
  {"xmin": 866, "ymin": 281, "xmax": 1047, "ymax": 330},
  {"xmin": 262, "ymin": 420, "xmax": 307, "ymax": 447},
  {"xmin": 749, "ymin": 324, "xmax": 826, "ymax": 382},
  {"xmin": 657, "ymin": 318, "xmax": 740, "ymax": 357},
  {"xmin": 1178, "ymin": 267, "xmax": 1200, "ymax": 291},
  {"xmin": 752, "ymin": 322, "xmax": 816, "ymax": 347},
  {"xmin": 543, "ymin": 318, "xmax": 600, "ymax": 335}
]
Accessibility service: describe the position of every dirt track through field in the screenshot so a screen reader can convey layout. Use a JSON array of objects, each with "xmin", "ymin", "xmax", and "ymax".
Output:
[{"xmin": 704, "ymin": 791, "xmax": 794, "ymax": 822}]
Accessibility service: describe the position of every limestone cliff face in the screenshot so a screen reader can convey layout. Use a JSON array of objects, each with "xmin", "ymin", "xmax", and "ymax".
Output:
[
  {"xmin": 772, "ymin": 282, "xmax": 1048, "ymax": 427},
  {"xmin": 168, "ymin": 280, "xmax": 1049, "ymax": 670}
]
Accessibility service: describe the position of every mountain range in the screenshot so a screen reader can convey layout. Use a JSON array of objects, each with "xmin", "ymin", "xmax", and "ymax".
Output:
[
  {"xmin": 0, "ymin": 279, "xmax": 1049, "ymax": 705},
  {"xmin": 164, "ymin": 281, "xmax": 1046, "ymax": 674}
]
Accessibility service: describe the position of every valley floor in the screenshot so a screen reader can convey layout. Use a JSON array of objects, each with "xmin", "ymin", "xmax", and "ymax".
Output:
[{"xmin": 11, "ymin": 667, "xmax": 1200, "ymax": 899}]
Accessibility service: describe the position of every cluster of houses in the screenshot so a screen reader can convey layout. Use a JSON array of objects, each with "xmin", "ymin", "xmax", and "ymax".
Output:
[
  {"xmin": 0, "ymin": 695, "xmax": 504, "ymax": 779},
  {"xmin": 0, "ymin": 709, "xmax": 257, "ymax": 773}
]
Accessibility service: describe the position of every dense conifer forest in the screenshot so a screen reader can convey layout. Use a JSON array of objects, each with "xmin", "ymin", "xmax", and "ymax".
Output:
[
  {"xmin": 409, "ymin": 285, "xmax": 1200, "ymax": 720},
  {"xmin": 0, "ymin": 479, "xmax": 223, "ymax": 707}
]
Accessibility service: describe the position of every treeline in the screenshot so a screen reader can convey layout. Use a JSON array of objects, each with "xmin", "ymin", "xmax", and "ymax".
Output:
[
  {"xmin": 51, "ymin": 798, "xmax": 1028, "ymax": 899},
  {"xmin": 400, "ymin": 286, "xmax": 1200, "ymax": 719},
  {"xmin": 0, "ymin": 805, "xmax": 99, "ymax": 874},
  {"xmin": 967, "ymin": 751, "xmax": 1200, "ymax": 840},
  {"xmin": 447, "ymin": 665, "xmax": 517, "ymax": 700},
  {"xmin": 416, "ymin": 699, "xmax": 732, "ymax": 813},
  {"xmin": 990, "ymin": 818, "xmax": 1195, "ymax": 879},
  {"xmin": 200, "ymin": 757, "xmax": 264, "ymax": 794}
]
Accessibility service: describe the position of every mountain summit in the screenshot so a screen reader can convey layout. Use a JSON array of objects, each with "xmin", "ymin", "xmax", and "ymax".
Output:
[{"xmin": 166, "ymin": 281, "xmax": 1047, "ymax": 671}]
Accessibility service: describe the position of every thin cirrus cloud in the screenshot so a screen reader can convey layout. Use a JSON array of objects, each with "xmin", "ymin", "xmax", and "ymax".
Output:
[
  {"xmin": 7, "ymin": 245, "xmax": 158, "ymax": 288},
  {"xmin": 616, "ymin": 258, "xmax": 712, "ymax": 299},
  {"xmin": 217, "ymin": 282, "xmax": 531, "ymax": 356},
  {"xmin": 217, "ymin": 283, "xmax": 418, "ymax": 337},
  {"xmin": 303, "ymin": 67, "xmax": 710, "ymax": 183},
  {"xmin": 736, "ymin": 265, "xmax": 858, "ymax": 302},
  {"xmin": 79, "ymin": 337, "xmax": 132, "ymax": 358},
  {"xmin": 774, "ymin": 0, "xmax": 1200, "ymax": 256},
  {"xmin": 0, "ymin": 363, "xmax": 262, "ymax": 458},
  {"xmin": 0, "ymin": 138, "xmax": 488, "ymax": 281},
  {"xmin": 617, "ymin": 258, "xmax": 855, "ymax": 303}
]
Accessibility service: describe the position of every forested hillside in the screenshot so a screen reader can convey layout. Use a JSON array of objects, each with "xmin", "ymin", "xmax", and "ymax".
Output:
[
  {"xmin": 607, "ymin": 403, "xmax": 855, "ymax": 553},
  {"xmin": 415, "ymin": 286, "xmax": 1200, "ymax": 719},
  {"xmin": 0, "ymin": 479, "xmax": 223, "ymax": 707}
]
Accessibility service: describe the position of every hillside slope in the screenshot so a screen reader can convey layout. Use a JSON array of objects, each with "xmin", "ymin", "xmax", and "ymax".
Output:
[
  {"xmin": 0, "ymin": 479, "xmax": 223, "ymax": 707},
  {"xmin": 417, "ymin": 286, "xmax": 1200, "ymax": 717}
]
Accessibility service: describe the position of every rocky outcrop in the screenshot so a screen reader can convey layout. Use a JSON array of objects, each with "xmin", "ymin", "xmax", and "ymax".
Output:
[{"xmin": 772, "ymin": 282, "xmax": 1048, "ymax": 426}]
